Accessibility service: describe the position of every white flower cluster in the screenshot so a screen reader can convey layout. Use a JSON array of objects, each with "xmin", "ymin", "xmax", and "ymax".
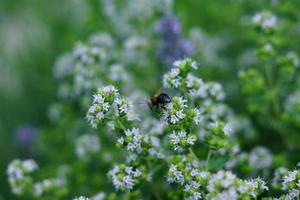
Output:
[
  {"xmin": 163, "ymin": 58, "xmax": 198, "ymax": 89},
  {"xmin": 7, "ymin": 159, "xmax": 38, "ymax": 195},
  {"xmin": 108, "ymin": 165, "xmax": 143, "ymax": 191},
  {"xmin": 73, "ymin": 43, "xmax": 107, "ymax": 65},
  {"xmin": 117, "ymin": 127, "xmax": 164, "ymax": 158},
  {"xmin": 168, "ymin": 130, "xmax": 196, "ymax": 151},
  {"xmin": 206, "ymin": 171, "xmax": 268, "ymax": 199},
  {"xmin": 282, "ymin": 170, "xmax": 300, "ymax": 191},
  {"xmin": 34, "ymin": 177, "xmax": 66, "ymax": 197},
  {"xmin": 115, "ymin": 97, "xmax": 140, "ymax": 121},
  {"xmin": 54, "ymin": 32, "xmax": 133, "ymax": 99},
  {"xmin": 163, "ymin": 96, "xmax": 188, "ymax": 124},
  {"xmin": 86, "ymin": 85, "xmax": 119, "ymax": 128},
  {"xmin": 198, "ymin": 121, "xmax": 231, "ymax": 149},
  {"xmin": 167, "ymin": 157, "xmax": 268, "ymax": 199},
  {"xmin": 163, "ymin": 58, "xmax": 198, "ymax": 88},
  {"xmin": 249, "ymin": 146, "xmax": 273, "ymax": 170},
  {"xmin": 118, "ymin": 127, "xmax": 142, "ymax": 153},
  {"xmin": 252, "ymin": 11, "xmax": 277, "ymax": 32},
  {"xmin": 73, "ymin": 196, "xmax": 90, "ymax": 200},
  {"xmin": 75, "ymin": 134, "xmax": 100, "ymax": 160},
  {"xmin": 272, "ymin": 167, "xmax": 289, "ymax": 188},
  {"xmin": 272, "ymin": 168, "xmax": 300, "ymax": 200},
  {"xmin": 73, "ymin": 192, "xmax": 105, "ymax": 200},
  {"xmin": 163, "ymin": 59, "xmax": 225, "ymax": 102},
  {"xmin": 286, "ymin": 51, "xmax": 300, "ymax": 68},
  {"xmin": 186, "ymin": 74, "xmax": 208, "ymax": 98},
  {"xmin": 54, "ymin": 38, "xmax": 110, "ymax": 98}
]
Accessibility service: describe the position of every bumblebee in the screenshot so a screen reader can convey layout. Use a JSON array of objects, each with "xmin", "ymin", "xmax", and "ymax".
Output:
[{"xmin": 148, "ymin": 92, "xmax": 171, "ymax": 112}]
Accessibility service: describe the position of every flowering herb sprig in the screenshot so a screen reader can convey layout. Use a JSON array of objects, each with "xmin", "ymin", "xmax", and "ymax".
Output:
[{"xmin": 7, "ymin": 159, "xmax": 67, "ymax": 199}]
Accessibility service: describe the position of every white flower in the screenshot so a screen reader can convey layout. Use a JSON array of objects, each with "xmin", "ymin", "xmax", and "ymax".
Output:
[
  {"xmin": 193, "ymin": 109, "xmax": 203, "ymax": 125},
  {"xmin": 91, "ymin": 192, "xmax": 106, "ymax": 200},
  {"xmin": 22, "ymin": 160, "xmax": 38, "ymax": 172},
  {"xmin": 75, "ymin": 134, "xmax": 100, "ymax": 160},
  {"xmin": 108, "ymin": 165, "xmax": 142, "ymax": 191},
  {"xmin": 285, "ymin": 189, "xmax": 299, "ymax": 200},
  {"xmin": 170, "ymin": 68, "xmax": 180, "ymax": 77},
  {"xmin": 7, "ymin": 159, "xmax": 39, "ymax": 195},
  {"xmin": 282, "ymin": 170, "xmax": 298, "ymax": 190},
  {"xmin": 178, "ymin": 97, "xmax": 188, "ymax": 108},
  {"xmin": 176, "ymin": 110, "xmax": 186, "ymax": 120},
  {"xmin": 102, "ymin": 85, "xmax": 118, "ymax": 94},
  {"xmin": 167, "ymin": 164, "xmax": 185, "ymax": 185},
  {"xmin": 187, "ymin": 136, "xmax": 196, "ymax": 145},
  {"xmin": 249, "ymin": 147, "xmax": 273, "ymax": 170},
  {"xmin": 73, "ymin": 196, "xmax": 90, "ymax": 200},
  {"xmin": 190, "ymin": 169, "xmax": 199, "ymax": 177},
  {"xmin": 223, "ymin": 123, "xmax": 232, "ymax": 136},
  {"xmin": 252, "ymin": 11, "xmax": 277, "ymax": 30}
]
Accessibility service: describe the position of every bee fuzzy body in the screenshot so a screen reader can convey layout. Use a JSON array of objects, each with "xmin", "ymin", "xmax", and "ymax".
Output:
[{"xmin": 148, "ymin": 93, "xmax": 171, "ymax": 112}]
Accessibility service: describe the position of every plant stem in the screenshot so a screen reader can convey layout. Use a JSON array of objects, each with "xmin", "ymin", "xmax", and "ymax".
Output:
[
  {"xmin": 116, "ymin": 118, "xmax": 126, "ymax": 131},
  {"xmin": 188, "ymin": 147, "xmax": 200, "ymax": 162},
  {"xmin": 206, "ymin": 149, "xmax": 212, "ymax": 171}
]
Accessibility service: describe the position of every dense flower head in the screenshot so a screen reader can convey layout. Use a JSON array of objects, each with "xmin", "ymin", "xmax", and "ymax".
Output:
[
  {"xmin": 117, "ymin": 127, "xmax": 143, "ymax": 153},
  {"xmin": 163, "ymin": 96, "xmax": 188, "ymax": 124},
  {"xmin": 163, "ymin": 58, "xmax": 198, "ymax": 89},
  {"xmin": 168, "ymin": 130, "xmax": 196, "ymax": 151},
  {"xmin": 252, "ymin": 11, "xmax": 277, "ymax": 33},
  {"xmin": 115, "ymin": 97, "xmax": 139, "ymax": 121},
  {"xmin": 167, "ymin": 155, "xmax": 268, "ymax": 199},
  {"xmin": 108, "ymin": 164, "xmax": 145, "ymax": 191},
  {"xmin": 86, "ymin": 85, "xmax": 119, "ymax": 128}
]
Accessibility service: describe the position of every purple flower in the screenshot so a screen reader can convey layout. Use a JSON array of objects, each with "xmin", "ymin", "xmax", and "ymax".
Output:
[
  {"xmin": 157, "ymin": 14, "xmax": 193, "ymax": 65},
  {"xmin": 15, "ymin": 125, "xmax": 37, "ymax": 146}
]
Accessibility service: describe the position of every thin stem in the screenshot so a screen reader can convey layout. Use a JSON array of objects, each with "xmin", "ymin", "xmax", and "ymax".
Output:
[
  {"xmin": 189, "ymin": 148, "xmax": 200, "ymax": 163},
  {"xmin": 147, "ymin": 161, "xmax": 162, "ymax": 200},
  {"xmin": 116, "ymin": 118, "xmax": 126, "ymax": 131},
  {"xmin": 206, "ymin": 149, "xmax": 212, "ymax": 171}
]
